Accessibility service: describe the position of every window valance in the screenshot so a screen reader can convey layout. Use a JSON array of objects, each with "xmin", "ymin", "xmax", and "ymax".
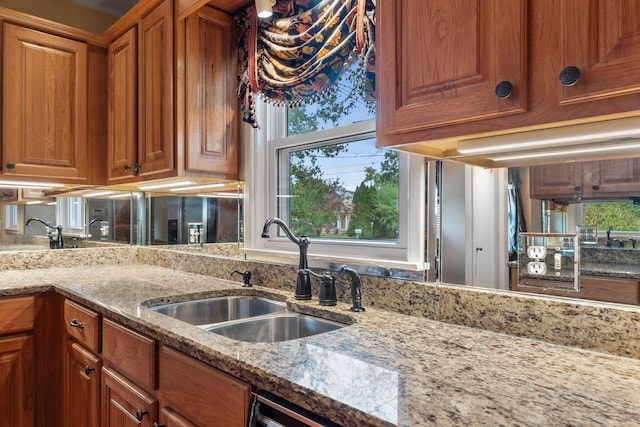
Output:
[{"xmin": 236, "ymin": 0, "xmax": 375, "ymax": 128}]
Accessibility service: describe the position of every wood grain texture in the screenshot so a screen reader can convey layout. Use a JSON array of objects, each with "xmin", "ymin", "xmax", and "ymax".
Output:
[
  {"xmin": 101, "ymin": 366, "xmax": 158, "ymax": 427},
  {"xmin": 64, "ymin": 299, "xmax": 101, "ymax": 353},
  {"xmin": 0, "ymin": 295, "xmax": 35, "ymax": 335},
  {"xmin": 102, "ymin": 319, "xmax": 157, "ymax": 392},
  {"xmin": 64, "ymin": 341, "xmax": 102, "ymax": 427},
  {"xmin": 0, "ymin": 334, "xmax": 35, "ymax": 427},
  {"xmin": 158, "ymin": 344, "xmax": 250, "ymax": 427}
]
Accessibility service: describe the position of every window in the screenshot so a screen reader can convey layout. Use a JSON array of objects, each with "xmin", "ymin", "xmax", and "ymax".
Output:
[
  {"xmin": 245, "ymin": 71, "xmax": 425, "ymax": 270},
  {"xmin": 57, "ymin": 197, "xmax": 83, "ymax": 231},
  {"xmin": 4, "ymin": 205, "xmax": 18, "ymax": 230}
]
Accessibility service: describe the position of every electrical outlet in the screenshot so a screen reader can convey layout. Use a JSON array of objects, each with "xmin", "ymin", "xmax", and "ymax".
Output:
[
  {"xmin": 527, "ymin": 245, "xmax": 546, "ymax": 259},
  {"xmin": 527, "ymin": 261, "xmax": 547, "ymax": 275}
]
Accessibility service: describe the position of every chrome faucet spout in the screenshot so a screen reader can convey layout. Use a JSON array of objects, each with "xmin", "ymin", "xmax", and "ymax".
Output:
[{"xmin": 262, "ymin": 217, "xmax": 312, "ymax": 300}]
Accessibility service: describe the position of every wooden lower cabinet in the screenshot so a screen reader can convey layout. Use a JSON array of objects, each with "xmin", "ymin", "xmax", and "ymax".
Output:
[
  {"xmin": 64, "ymin": 341, "xmax": 102, "ymax": 427},
  {"xmin": 102, "ymin": 367, "xmax": 158, "ymax": 427},
  {"xmin": 158, "ymin": 345, "xmax": 251, "ymax": 427},
  {"xmin": 0, "ymin": 334, "xmax": 35, "ymax": 426},
  {"xmin": 158, "ymin": 408, "xmax": 196, "ymax": 427},
  {"xmin": 512, "ymin": 273, "xmax": 640, "ymax": 305}
]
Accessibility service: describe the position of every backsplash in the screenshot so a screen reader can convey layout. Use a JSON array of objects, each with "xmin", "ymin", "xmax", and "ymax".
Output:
[{"xmin": 1, "ymin": 245, "xmax": 639, "ymax": 360}]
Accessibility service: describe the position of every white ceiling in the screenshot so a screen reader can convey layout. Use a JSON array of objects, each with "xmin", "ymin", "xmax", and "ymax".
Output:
[{"xmin": 70, "ymin": 0, "xmax": 138, "ymax": 17}]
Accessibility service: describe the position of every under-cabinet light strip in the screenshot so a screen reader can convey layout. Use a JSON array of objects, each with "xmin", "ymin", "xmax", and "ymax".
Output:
[
  {"xmin": 83, "ymin": 191, "xmax": 115, "ymax": 198},
  {"xmin": 490, "ymin": 141, "xmax": 640, "ymax": 162},
  {"xmin": 170, "ymin": 183, "xmax": 226, "ymax": 192},
  {"xmin": 0, "ymin": 180, "xmax": 65, "ymax": 189},
  {"xmin": 457, "ymin": 117, "xmax": 640, "ymax": 155},
  {"xmin": 138, "ymin": 181, "xmax": 194, "ymax": 191}
]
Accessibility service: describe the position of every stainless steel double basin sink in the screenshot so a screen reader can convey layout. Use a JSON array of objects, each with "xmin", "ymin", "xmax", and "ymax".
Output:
[{"xmin": 150, "ymin": 296, "xmax": 346, "ymax": 343}]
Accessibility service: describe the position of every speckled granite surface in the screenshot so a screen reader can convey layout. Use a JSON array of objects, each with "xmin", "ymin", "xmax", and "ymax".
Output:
[
  {"xmin": 2, "ymin": 263, "xmax": 640, "ymax": 426},
  {"xmin": 2, "ymin": 247, "xmax": 640, "ymax": 425}
]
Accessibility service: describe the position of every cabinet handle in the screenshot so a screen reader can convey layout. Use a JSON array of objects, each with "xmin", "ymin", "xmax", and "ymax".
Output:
[
  {"xmin": 69, "ymin": 319, "xmax": 84, "ymax": 329},
  {"xmin": 6, "ymin": 162, "xmax": 15, "ymax": 169},
  {"xmin": 494, "ymin": 80, "xmax": 513, "ymax": 98},
  {"xmin": 592, "ymin": 184, "xmax": 600, "ymax": 191},
  {"xmin": 84, "ymin": 366, "xmax": 95, "ymax": 375},
  {"xmin": 136, "ymin": 409, "xmax": 148, "ymax": 421},
  {"xmin": 559, "ymin": 66, "xmax": 581, "ymax": 86}
]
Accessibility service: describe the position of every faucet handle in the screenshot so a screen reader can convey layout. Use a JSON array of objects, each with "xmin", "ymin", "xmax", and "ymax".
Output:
[{"xmin": 302, "ymin": 269, "xmax": 336, "ymax": 306}]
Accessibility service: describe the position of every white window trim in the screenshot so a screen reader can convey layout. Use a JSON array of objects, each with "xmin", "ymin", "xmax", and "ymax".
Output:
[
  {"xmin": 4, "ymin": 205, "xmax": 19, "ymax": 231},
  {"xmin": 242, "ymin": 101, "xmax": 426, "ymax": 271},
  {"xmin": 57, "ymin": 197, "xmax": 84, "ymax": 233}
]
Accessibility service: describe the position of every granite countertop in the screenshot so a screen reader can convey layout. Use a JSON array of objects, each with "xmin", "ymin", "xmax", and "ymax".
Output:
[{"xmin": 2, "ymin": 264, "xmax": 640, "ymax": 427}]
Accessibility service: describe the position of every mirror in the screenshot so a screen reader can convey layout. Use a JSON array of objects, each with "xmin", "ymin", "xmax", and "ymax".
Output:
[
  {"xmin": 437, "ymin": 157, "xmax": 640, "ymax": 307},
  {"xmin": 0, "ymin": 188, "xmax": 243, "ymax": 255}
]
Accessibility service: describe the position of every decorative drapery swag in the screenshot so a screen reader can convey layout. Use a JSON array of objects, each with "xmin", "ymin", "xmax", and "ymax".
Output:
[{"xmin": 236, "ymin": 0, "xmax": 376, "ymax": 128}]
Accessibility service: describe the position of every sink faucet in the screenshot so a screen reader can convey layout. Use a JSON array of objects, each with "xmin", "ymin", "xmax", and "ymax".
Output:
[
  {"xmin": 261, "ymin": 217, "xmax": 311, "ymax": 300},
  {"xmin": 606, "ymin": 225, "xmax": 613, "ymax": 247},
  {"xmin": 339, "ymin": 265, "xmax": 365, "ymax": 312},
  {"xmin": 26, "ymin": 218, "xmax": 64, "ymax": 249}
]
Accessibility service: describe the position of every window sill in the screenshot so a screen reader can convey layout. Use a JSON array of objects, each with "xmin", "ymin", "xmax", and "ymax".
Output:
[{"xmin": 241, "ymin": 248, "xmax": 427, "ymax": 280}]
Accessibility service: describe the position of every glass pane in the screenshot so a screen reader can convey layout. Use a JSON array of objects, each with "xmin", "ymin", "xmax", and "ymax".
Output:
[
  {"xmin": 583, "ymin": 201, "xmax": 640, "ymax": 232},
  {"xmin": 287, "ymin": 64, "xmax": 375, "ymax": 136},
  {"xmin": 280, "ymin": 138, "xmax": 399, "ymax": 241}
]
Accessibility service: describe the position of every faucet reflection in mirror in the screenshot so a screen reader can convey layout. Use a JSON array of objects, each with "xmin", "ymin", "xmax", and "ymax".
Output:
[
  {"xmin": 26, "ymin": 218, "xmax": 63, "ymax": 249},
  {"xmin": 261, "ymin": 217, "xmax": 312, "ymax": 300}
]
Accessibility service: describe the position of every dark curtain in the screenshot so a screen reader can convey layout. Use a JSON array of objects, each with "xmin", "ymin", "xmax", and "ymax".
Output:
[
  {"xmin": 508, "ymin": 168, "xmax": 527, "ymax": 260},
  {"xmin": 235, "ymin": 0, "xmax": 375, "ymax": 128}
]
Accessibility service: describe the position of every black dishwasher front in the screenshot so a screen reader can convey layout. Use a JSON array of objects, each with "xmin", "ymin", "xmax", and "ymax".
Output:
[{"xmin": 249, "ymin": 391, "xmax": 341, "ymax": 427}]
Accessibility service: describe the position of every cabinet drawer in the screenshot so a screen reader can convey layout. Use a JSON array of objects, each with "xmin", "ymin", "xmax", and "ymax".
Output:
[
  {"xmin": 102, "ymin": 319, "xmax": 157, "ymax": 391},
  {"xmin": 159, "ymin": 345, "xmax": 250, "ymax": 426},
  {"xmin": 64, "ymin": 299, "xmax": 101, "ymax": 353},
  {"xmin": 0, "ymin": 295, "xmax": 35, "ymax": 335}
]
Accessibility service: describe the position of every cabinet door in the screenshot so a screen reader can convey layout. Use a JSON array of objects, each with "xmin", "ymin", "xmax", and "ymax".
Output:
[
  {"xmin": 102, "ymin": 367, "xmax": 158, "ymax": 427},
  {"xmin": 138, "ymin": 0, "xmax": 174, "ymax": 179},
  {"xmin": 377, "ymin": 0, "xmax": 527, "ymax": 147},
  {"xmin": 558, "ymin": 0, "xmax": 640, "ymax": 104},
  {"xmin": 64, "ymin": 341, "xmax": 101, "ymax": 427},
  {"xmin": 158, "ymin": 345, "xmax": 250, "ymax": 427},
  {"xmin": 108, "ymin": 28, "xmax": 138, "ymax": 184},
  {"xmin": 184, "ymin": 6, "xmax": 238, "ymax": 178},
  {"xmin": 530, "ymin": 163, "xmax": 584, "ymax": 199},
  {"xmin": 3, "ymin": 24, "xmax": 88, "ymax": 182},
  {"xmin": 158, "ymin": 408, "xmax": 195, "ymax": 427},
  {"xmin": 0, "ymin": 334, "xmax": 34, "ymax": 427},
  {"xmin": 591, "ymin": 158, "xmax": 640, "ymax": 196}
]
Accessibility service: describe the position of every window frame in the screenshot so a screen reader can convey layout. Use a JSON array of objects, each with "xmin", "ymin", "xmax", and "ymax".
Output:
[
  {"xmin": 243, "ymin": 102, "xmax": 426, "ymax": 271},
  {"xmin": 57, "ymin": 197, "xmax": 84, "ymax": 232},
  {"xmin": 4, "ymin": 205, "xmax": 18, "ymax": 231}
]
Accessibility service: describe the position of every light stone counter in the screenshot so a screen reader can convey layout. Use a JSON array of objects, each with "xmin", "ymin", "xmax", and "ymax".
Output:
[{"xmin": 1, "ymin": 253, "xmax": 640, "ymax": 426}]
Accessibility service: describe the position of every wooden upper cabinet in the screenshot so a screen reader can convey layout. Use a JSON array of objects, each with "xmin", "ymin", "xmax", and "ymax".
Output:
[
  {"xmin": 108, "ymin": 28, "xmax": 138, "ymax": 184},
  {"xmin": 530, "ymin": 159, "xmax": 640, "ymax": 199},
  {"xmin": 137, "ymin": 0, "xmax": 174, "ymax": 179},
  {"xmin": 377, "ymin": 0, "xmax": 527, "ymax": 147},
  {"xmin": 530, "ymin": 163, "xmax": 584, "ymax": 199},
  {"xmin": 557, "ymin": 0, "xmax": 640, "ymax": 104},
  {"xmin": 183, "ymin": 6, "xmax": 238, "ymax": 178},
  {"xmin": 2, "ymin": 23, "xmax": 88, "ymax": 182}
]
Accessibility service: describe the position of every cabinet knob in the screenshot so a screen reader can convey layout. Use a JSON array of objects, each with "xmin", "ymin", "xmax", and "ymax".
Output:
[
  {"xmin": 69, "ymin": 319, "xmax": 84, "ymax": 329},
  {"xmin": 136, "ymin": 409, "xmax": 148, "ymax": 421},
  {"xmin": 574, "ymin": 186, "xmax": 581, "ymax": 192},
  {"xmin": 84, "ymin": 366, "xmax": 94, "ymax": 375},
  {"xmin": 6, "ymin": 162, "xmax": 15, "ymax": 169},
  {"xmin": 124, "ymin": 163, "xmax": 141, "ymax": 172},
  {"xmin": 153, "ymin": 423, "xmax": 165, "ymax": 427},
  {"xmin": 559, "ymin": 66, "xmax": 581, "ymax": 86},
  {"xmin": 494, "ymin": 81, "xmax": 513, "ymax": 98},
  {"xmin": 592, "ymin": 184, "xmax": 600, "ymax": 191}
]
